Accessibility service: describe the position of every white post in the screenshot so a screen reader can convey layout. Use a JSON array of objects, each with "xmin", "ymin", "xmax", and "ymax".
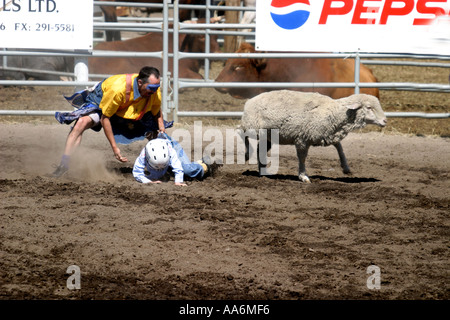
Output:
[{"xmin": 74, "ymin": 56, "xmax": 89, "ymax": 91}]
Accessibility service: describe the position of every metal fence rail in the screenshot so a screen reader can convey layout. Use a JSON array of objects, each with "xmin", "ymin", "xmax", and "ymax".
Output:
[{"xmin": 0, "ymin": 0, "xmax": 449, "ymax": 121}]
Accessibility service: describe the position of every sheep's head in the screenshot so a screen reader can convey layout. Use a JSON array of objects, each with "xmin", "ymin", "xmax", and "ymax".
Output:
[{"xmin": 346, "ymin": 94, "xmax": 387, "ymax": 128}]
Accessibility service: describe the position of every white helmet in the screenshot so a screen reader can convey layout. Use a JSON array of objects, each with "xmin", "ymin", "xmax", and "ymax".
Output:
[{"xmin": 145, "ymin": 138, "xmax": 170, "ymax": 170}]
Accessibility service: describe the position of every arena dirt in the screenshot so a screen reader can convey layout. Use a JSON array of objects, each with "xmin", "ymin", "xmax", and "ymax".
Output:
[{"xmin": 0, "ymin": 60, "xmax": 448, "ymax": 300}]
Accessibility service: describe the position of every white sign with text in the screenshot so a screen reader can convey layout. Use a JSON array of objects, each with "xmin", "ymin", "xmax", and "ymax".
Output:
[{"xmin": 0, "ymin": 0, "xmax": 93, "ymax": 50}]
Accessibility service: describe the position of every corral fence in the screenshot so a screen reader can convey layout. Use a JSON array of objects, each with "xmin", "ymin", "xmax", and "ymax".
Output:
[{"xmin": 0, "ymin": 0, "xmax": 449, "ymax": 121}]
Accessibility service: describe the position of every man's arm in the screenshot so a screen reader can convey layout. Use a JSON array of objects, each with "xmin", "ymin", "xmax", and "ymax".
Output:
[
  {"xmin": 101, "ymin": 114, "xmax": 128, "ymax": 162},
  {"xmin": 155, "ymin": 110, "xmax": 165, "ymax": 133}
]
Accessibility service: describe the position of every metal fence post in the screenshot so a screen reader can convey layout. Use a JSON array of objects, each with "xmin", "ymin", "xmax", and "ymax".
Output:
[
  {"xmin": 355, "ymin": 50, "xmax": 360, "ymax": 94},
  {"xmin": 162, "ymin": 0, "xmax": 170, "ymax": 120},
  {"xmin": 204, "ymin": 0, "xmax": 211, "ymax": 80},
  {"xmin": 2, "ymin": 48, "xmax": 7, "ymax": 70},
  {"xmin": 173, "ymin": 0, "xmax": 180, "ymax": 123}
]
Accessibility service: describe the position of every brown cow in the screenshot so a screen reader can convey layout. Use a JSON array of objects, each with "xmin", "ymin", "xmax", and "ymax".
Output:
[
  {"xmin": 89, "ymin": 29, "xmax": 220, "ymax": 79},
  {"xmin": 214, "ymin": 43, "xmax": 379, "ymax": 99}
]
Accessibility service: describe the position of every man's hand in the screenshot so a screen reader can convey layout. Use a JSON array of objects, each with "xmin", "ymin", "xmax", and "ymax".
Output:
[
  {"xmin": 156, "ymin": 110, "xmax": 165, "ymax": 134},
  {"xmin": 101, "ymin": 115, "xmax": 128, "ymax": 163},
  {"xmin": 113, "ymin": 146, "xmax": 128, "ymax": 162},
  {"xmin": 175, "ymin": 182, "xmax": 187, "ymax": 187}
]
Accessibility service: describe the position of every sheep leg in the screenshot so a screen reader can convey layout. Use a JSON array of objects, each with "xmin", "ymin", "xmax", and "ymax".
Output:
[
  {"xmin": 244, "ymin": 135, "xmax": 250, "ymax": 162},
  {"xmin": 333, "ymin": 142, "xmax": 351, "ymax": 174},
  {"xmin": 257, "ymin": 135, "xmax": 272, "ymax": 175},
  {"xmin": 295, "ymin": 145, "xmax": 311, "ymax": 183},
  {"xmin": 242, "ymin": 129, "xmax": 258, "ymax": 163}
]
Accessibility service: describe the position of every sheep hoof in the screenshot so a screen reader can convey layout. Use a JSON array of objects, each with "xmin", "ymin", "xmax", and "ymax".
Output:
[{"xmin": 299, "ymin": 175, "xmax": 311, "ymax": 183}]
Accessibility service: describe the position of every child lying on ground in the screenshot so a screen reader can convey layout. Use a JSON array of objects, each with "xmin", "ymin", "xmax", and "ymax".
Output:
[{"xmin": 132, "ymin": 133, "xmax": 215, "ymax": 186}]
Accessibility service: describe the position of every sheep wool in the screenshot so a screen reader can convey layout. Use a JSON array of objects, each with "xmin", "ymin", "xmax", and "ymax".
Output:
[{"xmin": 240, "ymin": 90, "xmax": 387, "ymax": 182}]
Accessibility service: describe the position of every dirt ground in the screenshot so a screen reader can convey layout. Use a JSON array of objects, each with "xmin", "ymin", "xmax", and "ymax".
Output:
[{"xmin": 0, "ymin": 59, "xmax": 449, "ymax": 302}]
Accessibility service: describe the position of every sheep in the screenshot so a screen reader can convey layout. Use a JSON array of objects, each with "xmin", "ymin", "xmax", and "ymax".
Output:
[{"xmin": 240, "ymin": 90, "xmax": 387, "ymax": 183}]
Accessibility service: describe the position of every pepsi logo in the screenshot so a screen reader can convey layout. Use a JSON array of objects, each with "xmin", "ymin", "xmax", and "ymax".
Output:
[{"xmin": 270, "ymin": 0, "xmax": 311, "ymax": 30}]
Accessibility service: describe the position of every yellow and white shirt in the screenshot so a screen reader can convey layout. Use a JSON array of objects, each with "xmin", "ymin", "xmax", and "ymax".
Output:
[{"xmin": 99, "ymin": 73, "xmax": 161, "ymax": 120}]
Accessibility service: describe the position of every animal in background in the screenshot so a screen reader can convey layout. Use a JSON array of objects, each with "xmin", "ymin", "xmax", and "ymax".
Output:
[{"xmin": 215, "ymin": 43, "xmax": 379, "ymax": 100}]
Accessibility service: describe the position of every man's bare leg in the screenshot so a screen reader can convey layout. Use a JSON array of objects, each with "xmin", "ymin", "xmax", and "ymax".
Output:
[{"xmin": 49, "ymin": 116, "xmax": 96, "ymax": 177}]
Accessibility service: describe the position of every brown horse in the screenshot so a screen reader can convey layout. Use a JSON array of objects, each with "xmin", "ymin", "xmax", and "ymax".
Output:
[{"xmin": 98, "ymin": 0, "xmax": 207, "ymax": 41}]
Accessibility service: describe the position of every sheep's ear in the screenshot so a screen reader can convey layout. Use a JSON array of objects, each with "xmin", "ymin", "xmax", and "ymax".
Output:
[{"xmin": 346, "ymin": 103, "xmax": 362, "ymax": 110}]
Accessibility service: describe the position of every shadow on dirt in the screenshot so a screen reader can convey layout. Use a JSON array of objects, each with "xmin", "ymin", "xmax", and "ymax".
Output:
[
  {"xmin": 310, "ymin": 175, "xmax": 381, "ymax": 183},
  {"xmin": 242, "ymin": 170, "xmax": 380, "ymax": 183}
]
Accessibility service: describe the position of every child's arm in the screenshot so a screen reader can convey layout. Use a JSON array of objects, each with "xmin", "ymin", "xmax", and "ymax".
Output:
[{"xmin": 133, "ymin": 148, "xmax": 159, "ymax": 184}]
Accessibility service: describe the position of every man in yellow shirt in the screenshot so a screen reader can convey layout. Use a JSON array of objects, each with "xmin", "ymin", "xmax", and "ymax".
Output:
[{"xmin": 50, "ymin": 66, "xmax": 171, "ymax": 178}]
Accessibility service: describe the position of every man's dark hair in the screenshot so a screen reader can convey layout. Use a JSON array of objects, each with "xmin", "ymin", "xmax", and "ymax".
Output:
[{"xmin": 137, "ymin": 66, "xmax": 160, "ymax": 82}]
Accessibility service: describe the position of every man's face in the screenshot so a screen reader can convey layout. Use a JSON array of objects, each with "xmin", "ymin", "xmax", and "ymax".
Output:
[{"xmin": 139, "ymin": 74, "xmax": 160, "ymax": 98}]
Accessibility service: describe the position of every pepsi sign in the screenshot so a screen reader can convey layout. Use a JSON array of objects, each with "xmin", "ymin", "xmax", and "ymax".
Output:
[
  {"xmin": 256, "ymin": 0, "xmax": 450, "ymax": 55},
  {"xmin": 270, "ymin": 0, "xmax": 311, "ymax": 30}
]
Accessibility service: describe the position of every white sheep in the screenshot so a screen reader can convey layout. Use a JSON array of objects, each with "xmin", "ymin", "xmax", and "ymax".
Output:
[{"xmin": 240, "ymin": 90, "xmax": 387, "ymax": 183}]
